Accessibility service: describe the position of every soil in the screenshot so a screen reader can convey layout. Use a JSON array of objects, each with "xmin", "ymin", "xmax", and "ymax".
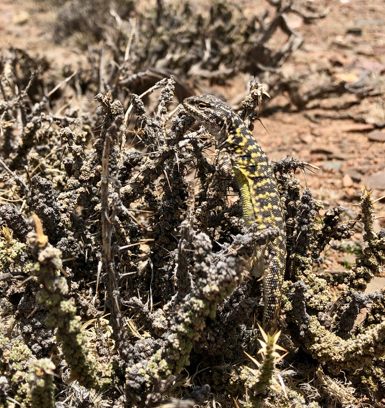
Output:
[{"xmin": 1, "ymin": 0, "xmax": 385, "ymax": 406}]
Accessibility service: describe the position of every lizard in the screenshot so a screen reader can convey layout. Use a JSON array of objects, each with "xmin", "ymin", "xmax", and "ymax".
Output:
[{"xmin": 182, "ymin": 94, "xmax": 286, "ymax": 327}]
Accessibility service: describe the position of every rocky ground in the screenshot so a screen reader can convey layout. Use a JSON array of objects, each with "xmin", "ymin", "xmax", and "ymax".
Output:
[{"xmin": 0, "ymin": 1, "xmax": 385, "ymax": 407}]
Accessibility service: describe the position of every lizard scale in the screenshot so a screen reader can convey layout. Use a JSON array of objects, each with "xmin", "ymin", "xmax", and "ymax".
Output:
[{"xmin": 183, "ymin": 94, "xmax": 286, "ymax": 326}]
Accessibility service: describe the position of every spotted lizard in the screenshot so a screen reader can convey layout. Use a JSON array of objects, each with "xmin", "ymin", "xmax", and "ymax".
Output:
[{"xmin": 182, "ymin": 94, "xmax": 286, "ymax": 326}]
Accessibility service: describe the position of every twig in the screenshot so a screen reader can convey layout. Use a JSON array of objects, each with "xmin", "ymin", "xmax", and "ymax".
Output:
[
  {"xmin": 96, "ymin": 93, "xmax": 125, "ymax": 354},
  {"xmin": 46, "ymin": 71, "xmax": 77, "ymax": 98},
  {"xmin": 0, "ymin": 157, "xmax": 28, "ymax": 191},
  {"xmin": 124, "ymin": 78, "xmax": 169, "ymax": 126},
  {"xmin": 124, "ymin": 18, "xmax": 137, "ymax": 62}
]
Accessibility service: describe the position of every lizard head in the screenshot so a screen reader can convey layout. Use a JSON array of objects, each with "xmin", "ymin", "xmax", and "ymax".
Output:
[{"xmin": 182, "ymin": 94, "xmax": 235, "ymax": 139}]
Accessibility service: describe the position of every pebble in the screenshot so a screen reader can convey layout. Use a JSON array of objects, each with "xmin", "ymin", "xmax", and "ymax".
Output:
[
  {"xmin": 368, "ymin": 130, "xmax": 385, "ymax": 142},
  {"xmin": 364, "ymin": 170, "xmax": 385, "ymax": 190},
  {"xmin": 342, "ymin": 174, "xmax": 354, "ymax": 187},
  {"xmin": 310, "ymin": 147, "xmax": 336, "ymax": 156},
  {"xmin": 346, "ymin": 27, "xmax": 362, "ymax": 36},
  {"xmin": 12, "ymin": 11, "xmax": 30, "ymax": 25},
  {"xmin": 321, "ymin": 160, "xmax": 343, "ymax": 171},
  {"xmin": 346, "ymin": 168, "xmax": 363, "ymax": 182},
  {"xmin": 299, "ymin": 133, "xmax": 313, "ymax": 144},
  {"xmin": 365, "ymin": 277, "xmax": 385, "ymax": 294},
  {"xmin": 310, "ymin": 128, "xmax": 321, "ymax": 137}
]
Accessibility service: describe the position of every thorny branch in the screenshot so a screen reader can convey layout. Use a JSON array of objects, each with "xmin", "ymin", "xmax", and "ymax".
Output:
[{"xmin": 96, "ymin": 92, "xmax": 125, "ymax": 354}]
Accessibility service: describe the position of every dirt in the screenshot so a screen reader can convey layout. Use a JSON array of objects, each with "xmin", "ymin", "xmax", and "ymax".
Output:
[
  {"xmin": 1, "ymin": 0, "xmax": 385, "ymax": 406},
  {"xmin": 0, "ymin": 0, "xmax": 84, "ymax": 65}
]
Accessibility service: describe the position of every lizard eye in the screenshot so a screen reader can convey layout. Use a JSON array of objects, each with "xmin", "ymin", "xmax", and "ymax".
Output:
[
  {"xmin": 197, "ymin": 102, "xmax": 206, "ymax": 109},
  {"xmin": 217, "ymin": 117, "xmax": 225, "ymax": 126}
]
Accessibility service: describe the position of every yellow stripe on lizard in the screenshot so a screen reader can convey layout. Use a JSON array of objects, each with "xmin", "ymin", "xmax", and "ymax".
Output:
[{"xmin": 183, "ymin": 94, "xmax": 286, "ymax": 327}]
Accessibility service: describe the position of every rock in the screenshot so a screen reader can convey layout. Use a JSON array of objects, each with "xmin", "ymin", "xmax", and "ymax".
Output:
[
  {"xmin": 365, "ymin": 277, "xmax": 385, "ymax": 294},
  {"xmin": 368, "ymin": 130, "xmax": 385, "ymax": 142},
  {"xmin": 342, "ymin": 174, "xmax": 354, "ymax": 187},
  {"xmin": 334, "ymin": 71, "xmax": 360, "ymax": 83},
  {"xmin": 359, "ymin": 59, "xmax": 385, "ymax": 74},
  {"xmin": 346, "ymin": 168, "xmax": 363, "ymax": 182},
  {"xmin": 364, "ymin": 170, "xmax": 385, "ymax": 190},
  {"xmin": 321, "ymin": 160, "xmax": 343, "ymax": 171},
  {"xmin": 344, "ymin": 187, "xmax": 359, "ymax": 199},
  {"xmin": 310, "ymin": 127, "xmax": 321, "ymax": 137},
  {"xmin": 310, "ymin": 147, "xmax": 336, "ymax": 156},
  {"xmin": 338, "ymin": 123, "xmax": 373, "ymax": 132},
  {"xmin": 299, "ymin": 133, "xmax": 312, "ymax": 144},
  {"xmin": 356, "ymin": 44, "xmax": 375, "ymax": 56},
  {"xmin": 346, "ymin": 27, "xmax": 362, "ymax": 36},
  {"xmin": 12, "ymin": 11, "xmax": 30, "ymax": 25},
  {"xmin": 285, "ymin": 13, "xmax": 303, "ymax": 30},
  {"xmin": 364, "ymin": 103, "xmax": 385, "ymax": 127}
]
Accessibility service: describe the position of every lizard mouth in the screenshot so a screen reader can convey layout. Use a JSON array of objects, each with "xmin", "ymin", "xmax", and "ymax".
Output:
[{"xmin": 181, "ymin": 102, "xmax": 200, "ymax": 118}]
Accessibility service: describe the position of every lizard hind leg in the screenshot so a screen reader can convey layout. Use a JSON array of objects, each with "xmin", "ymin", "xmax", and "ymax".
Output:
[
  {"xmin": 233, "ymin": 166, "xmax": 257, "ymax": 226},
  {"xmin": 250, "ymin": 245, "xmax": 267, "ymax": 278}
]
